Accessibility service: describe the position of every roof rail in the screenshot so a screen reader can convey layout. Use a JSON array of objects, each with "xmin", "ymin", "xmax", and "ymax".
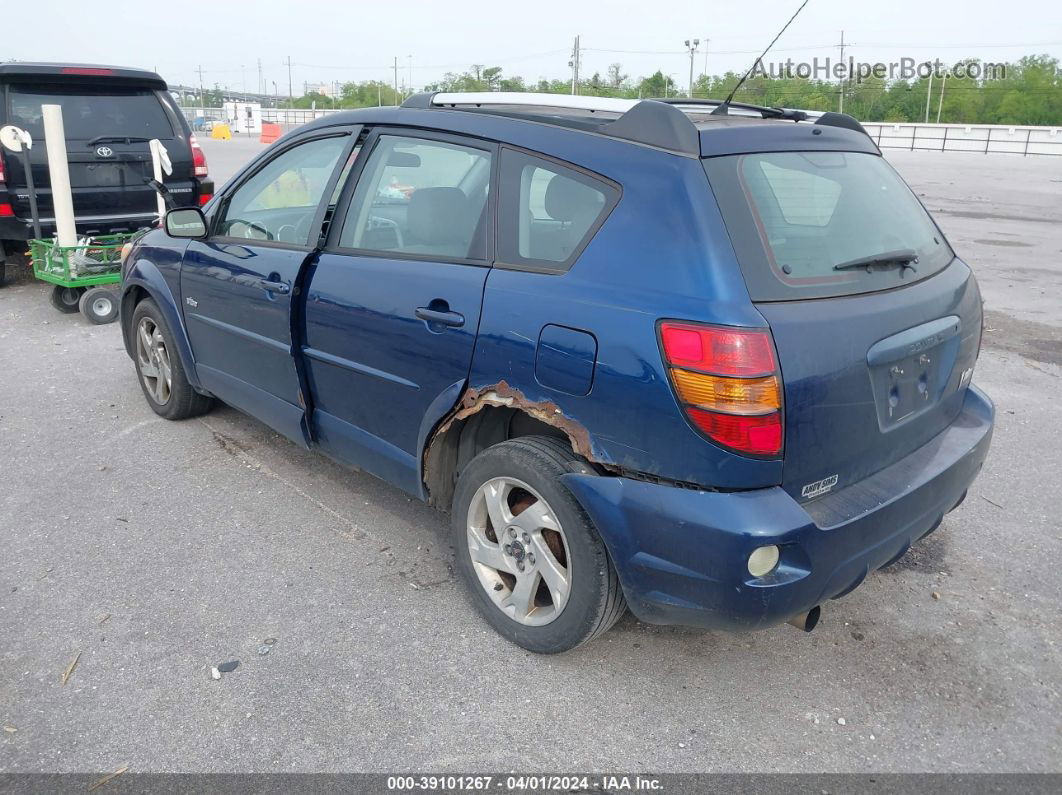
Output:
[
  {"xmin": 401, "ymin": 91, "xmax": 700, "ymax": 155},
  {"xmin": 653, "ymin": 97, "xmax": 808, "ymax": 121}
]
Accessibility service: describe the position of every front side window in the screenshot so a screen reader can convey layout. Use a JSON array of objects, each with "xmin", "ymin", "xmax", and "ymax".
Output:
[
  {"xmin": 497, "ymin": 149, "xmax": 617, "ymax": 272},
  {"xmin": 218, "ymin": 135, "xmax": 347, "ymax": 244},
  {"xmin": 338, "ymin": 135, "xmax": 491, "ymax": 260},
  {"xmin": 704, "ymin": 151, "xmax": 955, "ymax": 300}
]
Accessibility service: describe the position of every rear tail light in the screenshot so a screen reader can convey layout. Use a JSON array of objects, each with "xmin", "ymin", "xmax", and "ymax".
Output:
[
  {"xmin": 0, "ymin": 202, "xmax": 13, "ymax": 217},
  {"xmin": 197, "ymin": 193, "xmax": 213, "ymax": 206},
  {"xmin": 660, "ymin": 321, "xmax": 783, "ymax": 457},
  {"xmin": 189, "ymin": 134, "xmax": 208, "ymax": 177}
]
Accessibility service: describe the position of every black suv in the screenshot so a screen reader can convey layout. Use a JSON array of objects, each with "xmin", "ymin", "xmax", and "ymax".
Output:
[{"xmin": 0, "ymin": 63, "xmax": 213, "ymax": 285}]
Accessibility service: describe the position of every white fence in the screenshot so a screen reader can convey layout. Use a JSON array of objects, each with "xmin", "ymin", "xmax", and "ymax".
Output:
[
  {"xmin": 180, "ymin": 107, "xmax": 1062, "ymax": 156},
  {"xmin": 861, "ymin": 122, "xmax": 1061, "ymax": 156},
  {"xmin": 181, "ymin": 106, "xmax": 344, "ymax": 131}
]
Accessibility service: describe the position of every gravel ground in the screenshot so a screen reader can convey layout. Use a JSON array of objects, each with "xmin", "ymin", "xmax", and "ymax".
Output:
[{"xmin": 0, "ymin": 138, "xmax": 1059, "ymax": 774}]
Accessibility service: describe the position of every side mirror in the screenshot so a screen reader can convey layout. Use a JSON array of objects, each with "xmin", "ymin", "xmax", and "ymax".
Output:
[{"xmin": 164, "ymin": 207, "xmax": 208, "ymax": 239}]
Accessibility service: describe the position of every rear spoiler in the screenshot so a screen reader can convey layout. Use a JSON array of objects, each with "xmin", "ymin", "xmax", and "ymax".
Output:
[{"xmin": 0, "ymin": 63, "xmax": 167, "ymax": 90}]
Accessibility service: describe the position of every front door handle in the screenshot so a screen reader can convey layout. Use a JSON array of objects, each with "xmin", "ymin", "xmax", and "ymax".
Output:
[
  {"xmin": 415, "ymin": 306, "xmax": 465, "ymax": 328},
  {"xmin": 256, "ymin": 279, "xmax": 290, "ymax": 295}
]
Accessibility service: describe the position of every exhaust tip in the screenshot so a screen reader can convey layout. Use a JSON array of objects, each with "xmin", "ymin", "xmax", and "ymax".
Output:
[{"xmin": 787, "ymin": 605, "xmax": 821, "ymax": 633}]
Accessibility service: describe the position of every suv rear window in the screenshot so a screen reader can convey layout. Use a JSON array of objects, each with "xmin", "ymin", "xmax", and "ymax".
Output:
[
  {"xmin": 704, "ymin": 151, "xmax": 954, "ymax": 301},
  {"xmin": 7, "ymin": 87, "xmax": 174, "ymax": 142}
]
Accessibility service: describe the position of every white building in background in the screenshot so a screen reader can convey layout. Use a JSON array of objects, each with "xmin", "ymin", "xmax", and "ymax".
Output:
[{"xmin": 303, "ymin": 82, "xmax": 335, "ymax": 98}]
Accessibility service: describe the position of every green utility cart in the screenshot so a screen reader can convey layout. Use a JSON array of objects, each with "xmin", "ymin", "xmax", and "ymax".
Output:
[{"xmin": 30, "ymin": 233, "xmax": 137, "ymax": 324}]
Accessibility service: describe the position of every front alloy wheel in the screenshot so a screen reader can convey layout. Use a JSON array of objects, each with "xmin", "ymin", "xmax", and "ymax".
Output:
[{"xmin": 136, "ymin": 316, "xmax": 172, "ymax": 406}]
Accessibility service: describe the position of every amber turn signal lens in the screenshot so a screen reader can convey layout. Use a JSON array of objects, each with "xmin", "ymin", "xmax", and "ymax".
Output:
[{"xmin": 671, "ymin": 369, "xmax": 780, "ymax": 414}]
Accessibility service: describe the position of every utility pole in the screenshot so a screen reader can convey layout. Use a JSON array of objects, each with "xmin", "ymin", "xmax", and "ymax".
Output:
[
  {"xmin": 924, "ymin": 70, "xmax": 933, "ymax": 124},
  {"xmin": 684, "ymin": 39, "xmax": 700, "ymax": 97},
  {"xmin": 286, "ymin": 55, "xmax": 293, "ymax": 108},
  {"xmin": 936, "ymin": 71, "xmax": 947, "ymax": 123},
  {"xmin": 196, "ymin": 64, "xmax": 205, "ymax": 115},
  {"xmin": 838, "ymin": 31, "xmax": 845, "ymax": 113},
  {"xmin": 569, "ymin": 35, "xmax": 580, "ymax": 95},
  {"xmin": 407, "ymin": 55, "xmax": 413, "ymax": 96},
  {"xmin": 257, "ymin": 58, "xmax": 263, "ymax": 95},
  {"xmin": 393, "ymin": 57, "xmax": 400, "ymax": 105}
]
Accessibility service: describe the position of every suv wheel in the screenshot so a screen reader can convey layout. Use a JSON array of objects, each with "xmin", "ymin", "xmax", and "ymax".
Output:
[
  {"xmin": 452, "ymin": 436, "xmax": 627, "ymax": 653},
  {"xmin": 131, "ymin": 298, "xmax": 213, "ymax": 420}
]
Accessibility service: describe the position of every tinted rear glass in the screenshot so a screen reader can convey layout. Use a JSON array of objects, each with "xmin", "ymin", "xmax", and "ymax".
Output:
[
  {"xmin": 704, "ymin": 151, "xmax": 954, "ymax": 301},
  {"xmin": 7, "ymin": 87, "xmax": 174, "ymax": 141}
]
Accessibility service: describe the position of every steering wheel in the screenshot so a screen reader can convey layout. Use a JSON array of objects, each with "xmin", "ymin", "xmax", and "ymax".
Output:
[{"xmin": 227, "ymin": 218, "xmax": 274, "ymax": 241}]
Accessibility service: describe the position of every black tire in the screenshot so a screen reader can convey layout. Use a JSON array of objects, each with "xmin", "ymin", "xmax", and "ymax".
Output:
[
  {"xmin": 452, "ymin": 435, "xmax": 627, "ymax": 653},
  {"xmin": 0, "ymin": 259, "xmax": 6, "ymax": 288},
  {"xmin": 130, "ymin": 297, "xmax": 213, "ymax": 420},
  {"xmin": 49, "ymin": 285, "xmax": 84, "ymax": 314},
  {"xmin": 79, "ymin": 287, "xmax": 120, "ymax": 325}
]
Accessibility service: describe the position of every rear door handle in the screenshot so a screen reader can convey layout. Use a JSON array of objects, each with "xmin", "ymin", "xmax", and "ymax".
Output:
[
  {"xmin": 415, "ymin": 307, "xmax": 465, "ymax": 328},
  {"xmin": 256, "ymin": 279, "xmax": 290, "ymax": 295}
]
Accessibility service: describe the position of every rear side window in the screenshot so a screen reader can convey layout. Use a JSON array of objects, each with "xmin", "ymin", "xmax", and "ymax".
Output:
[
  {"xmin": 497, "ymin": 149, "xmax": 618, "ymax": 272},
  {"xmin": 7, "ymin": 87, "xmax": 174, "ymax": 141},
  {"xmin": 704, "ymin": 151, "xmax": 954, "ymax": 301}
]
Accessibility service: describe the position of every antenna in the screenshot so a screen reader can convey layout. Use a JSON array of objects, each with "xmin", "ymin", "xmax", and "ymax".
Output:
[{"xmin": 713, "ymin": 0, "xmax": 812, "ymax": 115}]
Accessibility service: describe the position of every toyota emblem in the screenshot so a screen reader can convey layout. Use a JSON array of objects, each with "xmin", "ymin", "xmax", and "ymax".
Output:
[{"xmin": 95, "ymin": 145, "xmax": 114, "ymax": 158}]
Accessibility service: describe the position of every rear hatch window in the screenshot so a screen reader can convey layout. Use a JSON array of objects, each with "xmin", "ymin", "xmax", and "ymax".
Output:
[
  {"xmin": 5, "ymin": 86, "xmax": 184, "ymax": 220},
  {"xmin": 7, "ymin": 87, "xmax": 174, "ymax": 142},
  {"xmin": 704, "ymin": 151, "xmax": 954, "ymax": 301}
]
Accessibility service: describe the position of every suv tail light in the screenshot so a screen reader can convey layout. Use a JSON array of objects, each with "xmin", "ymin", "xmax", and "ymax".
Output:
[
  {"xmin": 189, "ymin": 134, "xmax": 208, "ymax": 177},
  {"xmin": 659, "ymin": 321, "xmax": 783, "ymax": 457}
]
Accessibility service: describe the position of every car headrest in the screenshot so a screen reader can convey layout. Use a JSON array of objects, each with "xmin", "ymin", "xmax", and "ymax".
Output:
[
  {"xmin": 544, "ymin": 175, "xmax": 604, "ymax": 224},
  {"xmin": 407, "ymin": 187, "xmax": 470, "ymax": 244}
]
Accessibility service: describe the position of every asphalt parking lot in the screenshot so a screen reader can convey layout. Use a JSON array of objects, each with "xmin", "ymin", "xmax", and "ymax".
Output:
[{"xmin": 1, "ymin": 136, "xmax": 1059, "ymax": 774}]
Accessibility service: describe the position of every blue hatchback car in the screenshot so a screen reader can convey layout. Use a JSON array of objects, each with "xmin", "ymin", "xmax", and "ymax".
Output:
[{"xmin": 120, "ymin": 93, "xmax": 993, "ymax": 653}]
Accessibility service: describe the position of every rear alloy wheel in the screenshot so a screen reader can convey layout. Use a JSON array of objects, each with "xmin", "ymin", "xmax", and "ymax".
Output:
[
  {"xmin": 79, "ymin": 287, "xmax": 119, "ymax": 324},
  {"xmin": 131, "ymin": 298, "xmax": 213, "ymax": 420},
  {"xmin": 49, "ymin": 285, "xmax": 84, "ymax": 314},
  {"xmin": 466, "ymin": 476, "xmax": 573, "ymax": 627},
  {"xmin": 452, "ymin": 436, "xmax": 627, "ymax": 653}
]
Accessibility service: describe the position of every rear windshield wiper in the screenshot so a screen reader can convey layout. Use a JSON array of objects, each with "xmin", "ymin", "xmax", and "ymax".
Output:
[
  {"xmin": 833, "ymin": 249, "xmax": 919, "ymax": 273},
  {"xmin": 87, "ymin": 135, "xmax": 151, "ymax": 146}
]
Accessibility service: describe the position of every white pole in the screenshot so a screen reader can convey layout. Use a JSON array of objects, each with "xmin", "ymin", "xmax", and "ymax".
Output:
[
  {"xmin": 936, "ymin": 73, "xmax": 947, "ymax": 123},
  {"xmin": 42, "ymin": 105, "xmax": 77, "ymax": 247},
  {"xmin": 924, "ymin": 72, "xmax": 933, "ymax": 124}
]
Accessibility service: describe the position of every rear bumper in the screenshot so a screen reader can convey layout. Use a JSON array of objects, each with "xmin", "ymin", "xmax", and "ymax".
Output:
[{"xmin": 562, "ymin": 385, "xmax": 994, "ymax": 631}]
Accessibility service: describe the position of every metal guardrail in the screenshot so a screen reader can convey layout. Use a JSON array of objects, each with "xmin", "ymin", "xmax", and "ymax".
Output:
[
  {"xmin": 863, "ymin": 122, "xmax": 1062, "ymax": 156},
  {"xmin": 179, "ymin": 107, "xmax": 1062, "ymax": 156}
]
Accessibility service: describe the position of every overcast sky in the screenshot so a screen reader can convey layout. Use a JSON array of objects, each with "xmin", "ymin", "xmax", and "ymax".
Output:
[{"xmin": 4, "ymin": 0, "xmax": 1059, "ymax": 94}]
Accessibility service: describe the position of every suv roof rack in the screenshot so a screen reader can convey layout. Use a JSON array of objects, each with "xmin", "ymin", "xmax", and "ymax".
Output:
[
  {"xmin": 402, "ymin": 91, "xmax": 700, "ymax": 155},
  {"xmin": 652, "ymin": 97, "xmax": 808, "ymax": 122},
  {"xmin": 400, "ymin": 91, "xmax": 871, "ymax": 154}
]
